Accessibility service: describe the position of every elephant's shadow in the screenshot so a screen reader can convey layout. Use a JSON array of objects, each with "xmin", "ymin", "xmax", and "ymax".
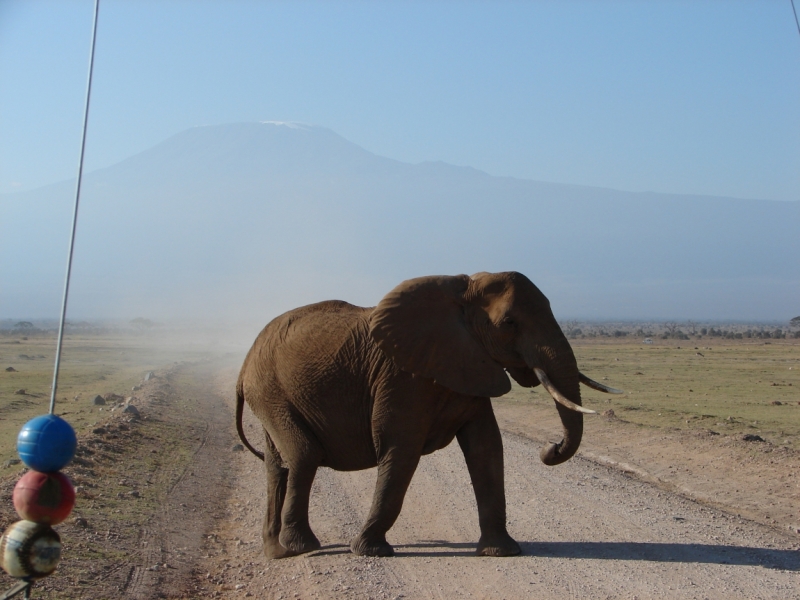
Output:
[
  {"xmin": 521, "ymin": 541, "xmax": 799, "ymax": 571},
  {"xmin": 312, "ymin": 540, "xmax": 799, "ymax": 570},
  {"xmin": 313, "ymin": 540, "xmax": 475, "ymax": 558}
]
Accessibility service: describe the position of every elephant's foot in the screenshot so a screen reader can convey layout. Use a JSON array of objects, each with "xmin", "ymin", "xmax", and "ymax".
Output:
[
  {"xmin": 350, "ymin": 534, "xmax": 395, "ymax": 557},
  {"xmin": 276, "ymin": 525, "xmax": 321, "ymax": 557},
  {"xmin": 476, "ymin": 531, "xmax": 521, "ymax": 557},
  {"xmin": 263, "ymin": 538, "xmax": 302, "ymax": 560}
]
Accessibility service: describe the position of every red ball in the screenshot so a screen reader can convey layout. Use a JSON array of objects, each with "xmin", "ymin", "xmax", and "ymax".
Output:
[{"xmin": 13, "ymin": 471, "xmax": 75, "ymax": 525}]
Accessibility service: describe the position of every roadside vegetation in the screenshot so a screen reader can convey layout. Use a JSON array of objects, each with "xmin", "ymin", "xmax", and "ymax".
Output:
[
  {"xmin": 0, "ymin": 330, "xmax": 202, "ymax": 463},
  {"xmin": 549, "ymin": 320, "xmax": 800, "ymax": 445},
  {"xmin": 560, "ymin": 319, "xmax": 800, "ymax": 341}
]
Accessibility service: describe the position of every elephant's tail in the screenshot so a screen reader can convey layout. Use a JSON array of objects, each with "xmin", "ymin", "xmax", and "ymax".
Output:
[{"xmin": 236, "ymin": 379, "xmax": 265, "ymax": 461}]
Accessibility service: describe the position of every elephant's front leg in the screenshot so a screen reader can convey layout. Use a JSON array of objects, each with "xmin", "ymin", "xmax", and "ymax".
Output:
[
  {"xmin": 350, "ymin": 451, "xmax": 421, "ymax": 557},
  {"xmin": 456, "ymin": 401, "xmax": 521, "ymax": 557}
]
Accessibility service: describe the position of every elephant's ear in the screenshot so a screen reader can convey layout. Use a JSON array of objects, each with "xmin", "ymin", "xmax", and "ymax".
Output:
[{"xmin": 369, "ymin": 275, "xmax": 511, "ymax": 398}]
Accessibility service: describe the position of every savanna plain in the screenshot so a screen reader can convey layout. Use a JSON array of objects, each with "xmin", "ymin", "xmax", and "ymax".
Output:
[{"xmin": 0, "ymin": 328, "xmax": 798, "ymax": 599}]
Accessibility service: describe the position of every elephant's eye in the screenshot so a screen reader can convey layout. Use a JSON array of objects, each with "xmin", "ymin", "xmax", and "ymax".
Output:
[{"xmin": 502, "ymin": 317, "xmax": 515, "ymax": 326}]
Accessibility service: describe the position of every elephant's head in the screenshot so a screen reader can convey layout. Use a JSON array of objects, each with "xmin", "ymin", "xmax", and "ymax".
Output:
[{"xmin": 369, "ymin": 272, "xmax": 621, "ymax": 466}]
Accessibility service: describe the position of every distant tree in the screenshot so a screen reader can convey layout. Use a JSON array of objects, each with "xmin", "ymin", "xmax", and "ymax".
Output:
[
  {"xmin": 14, "ymin": 321, "xmax": 34, "ymax": 330},
  {"xmin": 561, "ymin": 321, "xmax": 583, "ymax": 339},
  {"xmin": 130, "ymin": 317, "xmax": 156, "ymax": 330},
  {"xmin": 662, "ymin": 322, "xmax": 689, "ymax": 340},
  {"xmin": 790, "ymin": 316, "xmax": 800, "ymax": 329}
]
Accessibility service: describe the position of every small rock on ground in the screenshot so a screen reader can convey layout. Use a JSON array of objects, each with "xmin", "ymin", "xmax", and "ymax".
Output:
[{"xmin": 123, "ymin": 404, "xmax": 140, "ymax": 416}]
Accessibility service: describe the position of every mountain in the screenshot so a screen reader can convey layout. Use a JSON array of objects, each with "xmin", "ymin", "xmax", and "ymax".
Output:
[{"xmin": 2, "ymin": 122, "xmax": 798, "ymax": 322}]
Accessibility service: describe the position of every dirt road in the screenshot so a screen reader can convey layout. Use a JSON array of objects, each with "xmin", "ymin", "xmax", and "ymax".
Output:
[
  {"xmin": 196, "ymin": 366, "xmax": 799, "ymax": 599},
  {"xmin": 11, "ymin": 358, "xmax": 796, "ymax": 599}
]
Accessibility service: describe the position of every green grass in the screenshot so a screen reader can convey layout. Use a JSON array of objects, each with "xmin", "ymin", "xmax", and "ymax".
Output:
[
  {"xmin": 567, "ymin": 338, "xmax": 800, "ymax": 443},
  {"xmin": 0, "ymin": 332, "xmax": 216, "ymax": 465}
]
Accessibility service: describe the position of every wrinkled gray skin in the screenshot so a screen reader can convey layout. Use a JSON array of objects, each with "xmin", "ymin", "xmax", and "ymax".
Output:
[{"xmin": 237, "ymin": 272, "xmax": 593, "ymax": 559}]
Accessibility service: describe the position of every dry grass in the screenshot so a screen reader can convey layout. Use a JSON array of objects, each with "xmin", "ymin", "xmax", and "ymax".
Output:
[
  {"xmin": 506, "ymin": 337, "xmax": 800, "ymax": 446},
  {"xmin": 0, "ymin": 332, "xmax": 216, "ymax": 466}
]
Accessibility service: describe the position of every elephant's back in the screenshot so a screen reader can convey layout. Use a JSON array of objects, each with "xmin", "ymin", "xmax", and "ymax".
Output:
[
  {"xmin": 264, "ymin": 299, "xmax": 370, "ymax": 354},
  {"xmin": 247, "ymin": 300, "xmax": 373, "ymax": 382}
]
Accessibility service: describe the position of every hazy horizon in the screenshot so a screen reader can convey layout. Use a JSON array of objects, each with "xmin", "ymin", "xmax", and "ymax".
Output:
[{"xmin": 2, "ymin": 122, "xmax": 798, "ymax": 324}]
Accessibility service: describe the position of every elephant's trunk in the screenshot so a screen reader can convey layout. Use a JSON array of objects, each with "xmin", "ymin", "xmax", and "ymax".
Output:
[
  {"xmin": 523, "ymin": 346, "xmax": 584, "ymax": 467},
  {"xmin": 538, "ymin": 401, "xmax": 583, "ymax": 466}
]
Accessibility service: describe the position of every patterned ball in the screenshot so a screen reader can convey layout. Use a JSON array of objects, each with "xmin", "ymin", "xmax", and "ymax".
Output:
[
  {"xmin": 0, "ymin": 521, "xmax": 61, "ymax": 579},
  {"xmin": 16, "ymin": 415, "xmax": 77, "ymax": 473},
  {"xmin": 13, "ymin": 471, "xmax": 75, "ymax": 525}
]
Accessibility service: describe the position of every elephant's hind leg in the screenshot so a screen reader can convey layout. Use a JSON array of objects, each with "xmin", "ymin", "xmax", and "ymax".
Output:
[
  {"xmin": 277, "ymin": 452, "xmax": 322, "ymax": 556},
  {"xmin": 261, "ymin": 431, "xmax": 295, "ymax": 559},
  {"xmin": 260, "ymin": 411, "xmax": 323, "ymax": 559},
  {"xmin": 265, "ymin": 416, "xmax": 323, "ymax": 557}
]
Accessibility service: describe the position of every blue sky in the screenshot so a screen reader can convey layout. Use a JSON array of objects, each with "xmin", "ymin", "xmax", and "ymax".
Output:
[{"xmin": 2, "ymin": 0, "xmax": 799, "ymax": 201}]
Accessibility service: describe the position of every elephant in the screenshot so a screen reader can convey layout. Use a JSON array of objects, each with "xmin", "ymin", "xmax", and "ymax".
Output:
[{"xmin": 236, "ymin": 271, "xmax": 621, "ymax": 559}]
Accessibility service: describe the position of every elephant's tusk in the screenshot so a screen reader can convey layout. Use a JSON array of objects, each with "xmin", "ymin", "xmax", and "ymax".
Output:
[
  {"xmin": 579, "ymin": 372, "xmax": 624, "ymax": 394},
  {"xmin": 533, "ymin": 368, "xmax": 597, "ymax": 415}
]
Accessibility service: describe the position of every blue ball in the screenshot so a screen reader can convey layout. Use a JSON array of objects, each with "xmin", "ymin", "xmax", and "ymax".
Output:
[{"xmin": 16, "ymin": 415, "xmax": 77, "ymax": 473}]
